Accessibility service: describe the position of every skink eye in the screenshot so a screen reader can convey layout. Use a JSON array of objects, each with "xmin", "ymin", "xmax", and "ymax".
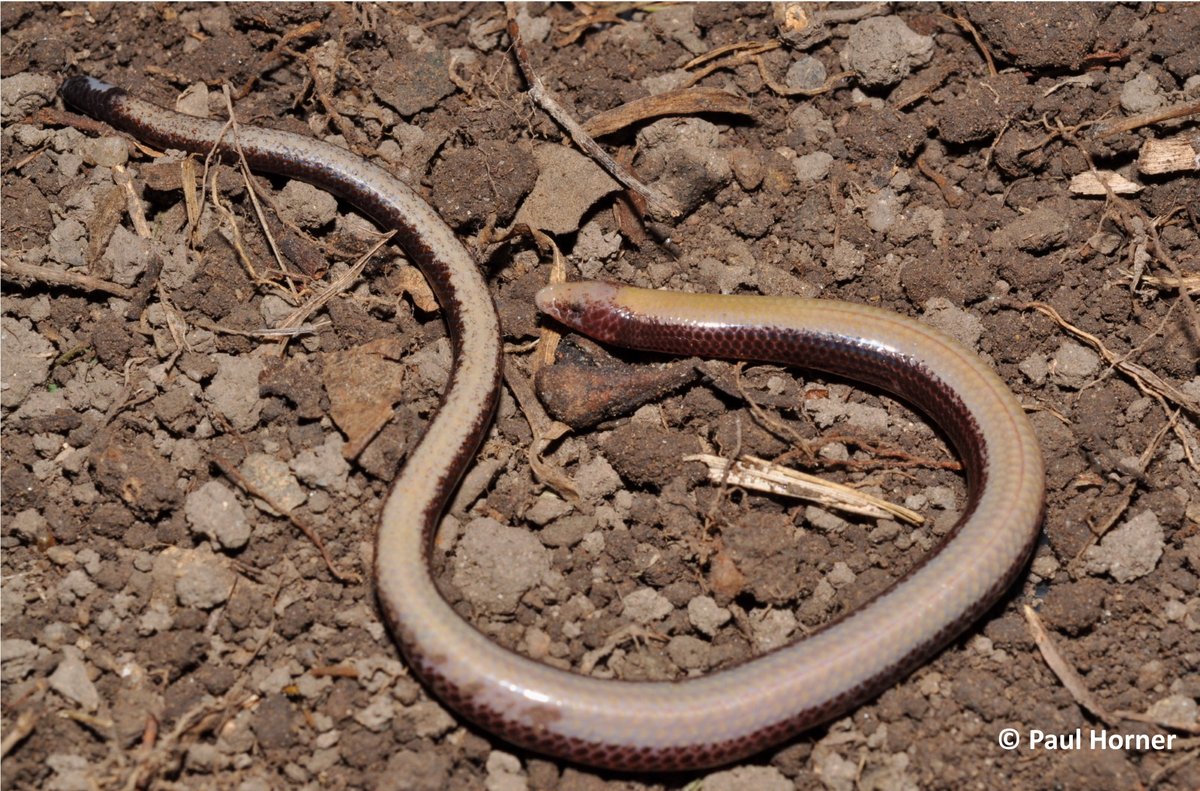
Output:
[{"xmin": 562, "ymin": 303, "xmax": 586, "ymax": 327}]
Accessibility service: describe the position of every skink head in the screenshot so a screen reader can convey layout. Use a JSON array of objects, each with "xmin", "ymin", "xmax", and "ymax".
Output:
[{"xmin": 535, "ymin": 281, "xmax": 624, "ymax": 343}]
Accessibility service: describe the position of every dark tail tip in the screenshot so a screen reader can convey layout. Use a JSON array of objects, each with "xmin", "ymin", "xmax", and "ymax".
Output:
[{"xmin": 60, "ymin": 75, "xmax": 126, "ymax": 120}]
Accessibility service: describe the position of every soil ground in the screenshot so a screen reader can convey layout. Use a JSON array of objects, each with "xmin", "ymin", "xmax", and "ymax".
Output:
[{"xmin": 2, "ymin": 3, "xmax": 1198, "ymax": 790}]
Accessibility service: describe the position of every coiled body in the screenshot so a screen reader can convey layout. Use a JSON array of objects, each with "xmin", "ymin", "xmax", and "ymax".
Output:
[{"xmin": 61, "ymin": 76, "xmax": 1044, "ymax": 771}]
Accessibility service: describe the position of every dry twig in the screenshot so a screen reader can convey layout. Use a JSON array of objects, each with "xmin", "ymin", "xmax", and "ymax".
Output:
[
  {"xmin": 555, "ymin": 3, "xmax": 640, "ymax": 47},
  {"xmin": 1093, "ymin": 98, "xmax": 1200, "ymax": 140},
  {"xmin": 235, "ymin": 20, "xmax": 323, "ymax": 99},
  {"xmin": 1018, "ymin": 302, "xmax": 1198, "ymax": 419},
  {"xmin": 1020, "ymin": 300, "xmax": 1199, "ymax": 473},
  {"xmin": 272, "ymin": 231, "xmax": 395, "ymax": 354},
  {"xmin": 942, "ymin": 13, "xmax": 997, "ymax": 76},
  {"xmin": 0, "ymin": 259, "xmax": 135, "ymax": 299},
  {"xmin": 686, "ymin": 453, "xmax": 925, "ymax": 525},
  {"xmin": 506, "ymin": 10, "xmax": 681, "ymax": 219},
  {"xmin": 916, "ymin": 153, "xmax": 964, "ymax": 207},
  {"xmin": 681, "ymin": 39, "xmax": 852, "ymax": 97},
  {"xmin": 580, "ymin": 87, "xmax": 753, "ymax": 138},
  {"xmin": 0, "ymin": 710, "xmax": 37, "ymax": 758},
  {"xmin": 488, "ymin": 225, "xmax": 578, "ymax": 501},
  {"xmin": 213, "ymin": 455, "xmax": 357, "ymax": 584},
  {"xmin": 1025, "ymin": 605, "xmax": 1117, "ymax": 726},
  {"xmin": 220, "ymin": 85, "xmax": 299, "ymax": 295},
  {"xmin": 1027, "ymin": 604, "xmax": 1200, "ymax": 750}
]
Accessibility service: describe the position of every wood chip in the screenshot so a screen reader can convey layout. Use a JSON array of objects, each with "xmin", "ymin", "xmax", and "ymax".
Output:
[
  {"xmin": 324, "ymin": 338, "xmax": 408, "ymax": 459},
  {"xmin": 1137, "ymin": 134, "xmax": 1200, "ymax": 175},
  {"xmin": 1068, "ymin": 170, "xmax": 1142, "ymax": 195},
  {"xmin": 395, "ymin": 265, "xmax": 439, "ymax": 313}
]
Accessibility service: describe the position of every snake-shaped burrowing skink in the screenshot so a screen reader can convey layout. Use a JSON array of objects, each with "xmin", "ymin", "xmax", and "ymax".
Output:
[{"xmin": 60, "ymin": 75, "xmax": 1045, "ymax": 771}]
